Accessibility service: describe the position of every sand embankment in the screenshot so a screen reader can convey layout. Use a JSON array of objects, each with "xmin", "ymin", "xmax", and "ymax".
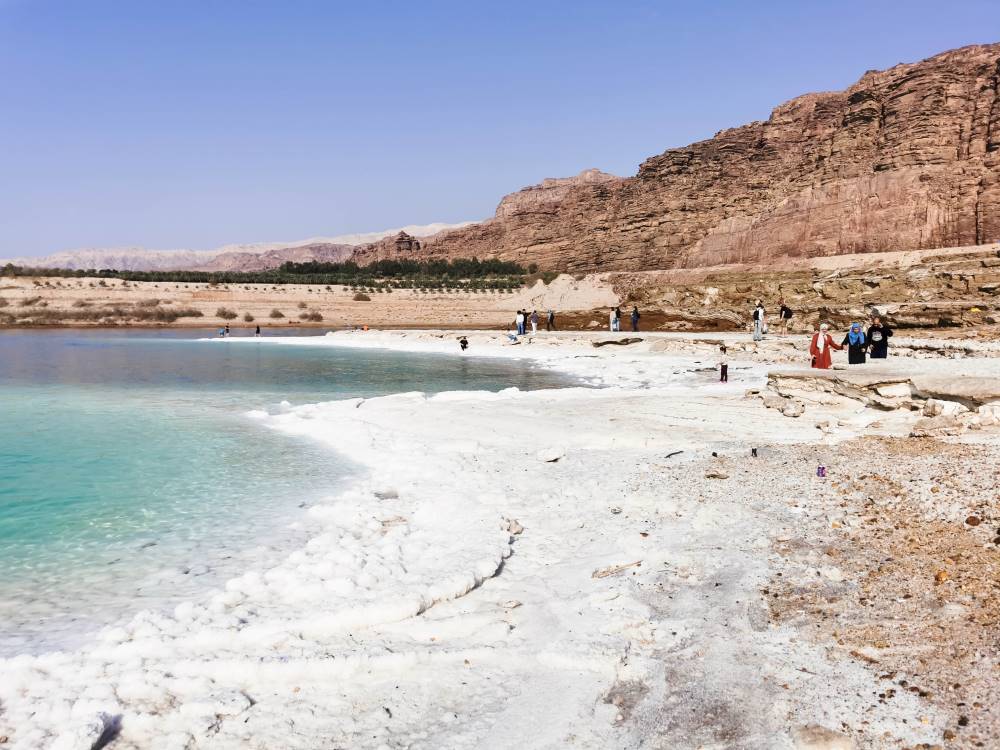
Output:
[{"xmin": 0, "ymin": 274, "xmax": 617, "ymax": 329}]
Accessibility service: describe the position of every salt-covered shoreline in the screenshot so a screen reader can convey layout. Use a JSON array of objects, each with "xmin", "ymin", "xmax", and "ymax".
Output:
[{"xmin": 2, "ymin": 330, "xmax": 997, "ymax": 748}]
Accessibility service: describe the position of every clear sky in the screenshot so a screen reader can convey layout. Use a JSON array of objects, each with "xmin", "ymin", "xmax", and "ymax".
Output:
[{"xmin": 1, "ymin": 0, "xmax": 996, "ymax": 256}]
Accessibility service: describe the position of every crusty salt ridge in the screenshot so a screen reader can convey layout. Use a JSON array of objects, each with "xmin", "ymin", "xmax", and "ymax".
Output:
[{"xmin": 1, "ymin": 331, "xmax": 997, "ymax": 748}]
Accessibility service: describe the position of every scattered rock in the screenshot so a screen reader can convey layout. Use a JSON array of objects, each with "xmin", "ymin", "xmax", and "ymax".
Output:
[
  {"xmin": 820, "ymin": 566, "xmax": 844, "ymax": 582},
  {"xmin": 934, "ymin": 569, "xmax": 950, "ymax": 584},
  {"xmin": 374, "ymin": 488, "xmax": 399, "ymax": 500},
  {"xmin": 782, "ymin": 400, "xmax": 805, "ymax": 418},
  {"xmin": 965, "ymin": 515, "xmax": 981, "ymax": 526},
  {"xmin": 977, "ymin": 402, "xmax": 1000, "ymax": 426},
  {"xmin": 592, "ymin": 560, "xmax": 642, "ymax": 579},
  {"xmin": 536, "ymin": 447, "xmax": 565, "ymax": 463},
  {"xmin": 762, "ymin": 394, "xmax": 787, "ymax": 411},
  {"xmin": 501, "ymin": 600, "xmax": 522, "ymax": 609},
  {"xmin": 705, "ymin": 470, "xmax": 729, "ymax": 479},
  {"xmin": 922, "ymin": 398, "xmax": 969, "ymax": 417},
  {"xmin": 791, "ymin": 724, "xmax": 855, "ymax": 750},
  {"xmin": 910, "ymin": 415, "xmax": 966, "ymax": 437},
  {"xmin": 815, "ymin": 418, "xmax": 837, "ymax": 433},
  {"xmin": 506, "ymin": 518, "xmax": 524, "ymax": 535}
]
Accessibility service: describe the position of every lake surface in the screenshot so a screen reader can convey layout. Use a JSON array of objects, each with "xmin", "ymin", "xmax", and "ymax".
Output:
[{"xmin": 0, "ymin": 328, "xmax": 570, "ymax": 654}]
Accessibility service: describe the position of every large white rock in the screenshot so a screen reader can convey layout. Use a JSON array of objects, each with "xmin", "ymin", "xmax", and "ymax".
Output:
[{"xmin": 922, "ymin": 398, "xmax": 969, "ymax": 417}]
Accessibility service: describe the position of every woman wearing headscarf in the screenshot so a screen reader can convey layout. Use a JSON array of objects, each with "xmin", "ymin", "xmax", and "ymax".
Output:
[
  {"xmin": 841, "ymin": 322, "xmax": 868, "ymax": 365},
  {"xmin": 809, "ymin": 323, "xmax": 842, "ymax": 369}
]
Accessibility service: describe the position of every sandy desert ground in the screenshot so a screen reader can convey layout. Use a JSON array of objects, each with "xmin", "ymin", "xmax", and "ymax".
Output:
[{"xmin": 0, "ymin": 274, "xmax": 617, "ymax": 330}]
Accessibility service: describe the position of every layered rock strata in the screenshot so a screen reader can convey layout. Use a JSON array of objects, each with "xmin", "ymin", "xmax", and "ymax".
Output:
[{"xmin": 415, "ymin": 44, "xmax": 1000, "ymax": 271}]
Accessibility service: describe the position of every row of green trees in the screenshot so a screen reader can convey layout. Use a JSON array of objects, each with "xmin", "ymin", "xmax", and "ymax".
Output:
[{"xmin": 1, "ymin": 258, "xmax": 534, "ymax": 290}]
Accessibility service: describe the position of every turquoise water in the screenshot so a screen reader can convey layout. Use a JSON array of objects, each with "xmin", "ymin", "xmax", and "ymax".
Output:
[{"xmin": 0, "ymin": 329, "xmax": 569, "ymax": 654}]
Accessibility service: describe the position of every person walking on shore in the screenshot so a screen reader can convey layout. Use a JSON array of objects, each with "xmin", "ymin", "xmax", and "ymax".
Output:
[
  {"xmin": 752, "ymin": 301, "xmax": 765, "ymax": 342},
  {"xmin": 615, "ymin": 306, "xmax": 623, "ymax": 332},
  {"xmin": 609, "ymin": 308, "xmax": 617, "ymax": 332},
  {"xmin": 515, "ymin": 310, "xmax": 525, "ymax": 336},
  {"xmin": 546, "ymin": 309, "xmax": 555, "ymax": 331},
  {"xmin": 866, "ymin": 315, "xmax": 893, "ymax": 359},
  {"xmin": 630, "ymin": 306, "xmax": 640, "ymax": 332},
  {"xmin": 255, "ymin": 325, "xmax": 261, "ymax": 337},
  {"xmin": 718, "ymin": 344, "xmax": 729, "ymax": 383},
  {"xmin": 778, "ymin": 300, "xmax": 793, "ymax": 335},
  {"xmin": 224, "ymin": 324, "xmax": 230, "ymax": 337},
  {"xmin": 809, "ymin": 323, "xmax": 842, "ymax": 369},
  {"xmin": 530, "ymin": 310, "xmax": 539, "ymax": 334},
  {"xmin": 842, "ymin": 322, "xmax": 868, "ymax": 365}
]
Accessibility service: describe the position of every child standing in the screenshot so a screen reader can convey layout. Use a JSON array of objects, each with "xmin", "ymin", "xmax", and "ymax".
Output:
[{"xmin": 718, "ymin": 344, "xmax": 729, "ymax": 383}]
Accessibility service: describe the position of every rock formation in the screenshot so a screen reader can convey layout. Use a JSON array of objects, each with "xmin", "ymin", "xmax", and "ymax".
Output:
[
  {"xmin": 349, "ymin": 232, "xmax": 424, "ymax": 265},
  {"xmin": 415, "ymin": 44, "xmax": 1000, "ymax": 271}
]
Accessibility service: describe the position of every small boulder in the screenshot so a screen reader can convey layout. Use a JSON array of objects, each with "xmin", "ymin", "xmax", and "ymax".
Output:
[
  {"xmin": 506, "ymin": 518, "xmax": 524, "ymax": 535},
  {"xmin": 977, "ymin": 402, "xmax": 1000, "ymax": 426},
  {"xmin": 923, "ymin": 398, "xmax": 968, "ymax": 417},
  {"xmin": 536, "ymin": 447, "xmax": 565, "ymax": 463},
  {"xmin": 910, "ymin": 415, "xmax": 966, "ymax": 437},
  {"xmin": 782, "ymin": 401, "xmax": 805, "ymax": 418},
  {"xmin": 762, "ymin": 394, "xmax": 786, "ymax": 410}
]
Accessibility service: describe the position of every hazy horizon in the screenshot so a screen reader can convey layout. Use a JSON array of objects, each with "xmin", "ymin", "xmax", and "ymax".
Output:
[{"xmin": 2, "ymin": 0, "xmax": 995, "ymax": 257}]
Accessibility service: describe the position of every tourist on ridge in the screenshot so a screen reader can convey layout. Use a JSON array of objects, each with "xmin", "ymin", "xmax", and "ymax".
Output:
[
  {"xmin": 866, "ymin": 315, "xmax": 893, "ymax": 359},
  {"xmin": 631, "ymin": 306, "xmax": 640, "ymax": 332},
  {"xmin": 546, "ymin": 309, "xmax": 555, "ymax": 331},
  {"xmin": 779, "ymin": 300, "xmax": 793, "ymax": 335},
  {"xmin": 530, "ymin": 310, "xmax": 539, "ymax": 334},
  {"xmin": 718, "ymin": 344, "xmax": 729, "ymax": 383},
  {"xmin": 809, "ymin": 323, "xmax": 842, "ymax": 369},
  {"xmin": 842, "ymin": 322, "xmax": 868, "ymax": 365},
  {"xmin": 752, "ymin": 301, "xmax": 766, "ymax": 341}
]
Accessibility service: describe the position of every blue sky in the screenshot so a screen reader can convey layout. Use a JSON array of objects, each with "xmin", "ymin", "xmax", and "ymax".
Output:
[{"xmin": 1, "ymin": 0, "xmax": 996, "ymax": 256}]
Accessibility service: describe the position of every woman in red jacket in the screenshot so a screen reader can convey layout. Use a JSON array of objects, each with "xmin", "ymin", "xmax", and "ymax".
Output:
[{"xmin": 809, "ymin": 323, "xmax": 843, "ymax": 369}]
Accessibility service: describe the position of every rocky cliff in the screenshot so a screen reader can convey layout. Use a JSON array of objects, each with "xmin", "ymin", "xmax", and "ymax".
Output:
[{"xmin": 417, "ymin": 43, "xmax": 1000, "ymax": 271}]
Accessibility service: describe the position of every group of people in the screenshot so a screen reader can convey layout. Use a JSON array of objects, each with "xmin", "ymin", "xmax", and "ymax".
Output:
[
  {"xmin": 217, "ymin": 325, "xmax": 262, "ymax": 337},
  {"xmin": 514, "ymin": 309, "xmax": 555, "ymax": 335},
  {"xmin": 609, "ymin": 306, "xmax": 641, "ymax": 332},
  {"xmin": 809, "ymin": 316, "xmax": 893, "ymax": 368},
  {"xmin": 750, "ymin": 299, "xmax": 795, "ymax": 341}
]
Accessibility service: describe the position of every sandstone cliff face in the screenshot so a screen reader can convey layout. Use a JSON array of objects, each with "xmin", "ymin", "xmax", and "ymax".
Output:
[{"xmin": 418, "ymin": 44, "xmax": 1000, "ymax": 271}]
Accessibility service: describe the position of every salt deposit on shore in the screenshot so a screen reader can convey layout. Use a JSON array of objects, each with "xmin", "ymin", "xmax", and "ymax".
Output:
[{"xmin": 1, "ymin": 330, "xmax": 996, "ymax": 748}]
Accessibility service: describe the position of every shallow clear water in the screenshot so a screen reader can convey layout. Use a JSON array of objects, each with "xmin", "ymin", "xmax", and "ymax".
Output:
[{"xmin": 0, "ymin": 328, "xmax": 569, "ymax": 654}]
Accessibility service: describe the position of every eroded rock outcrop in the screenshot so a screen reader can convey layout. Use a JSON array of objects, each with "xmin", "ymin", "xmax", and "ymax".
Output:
[{"xmin": 416, "ymin": 44, "xmax": 1000, "ymax": 272}]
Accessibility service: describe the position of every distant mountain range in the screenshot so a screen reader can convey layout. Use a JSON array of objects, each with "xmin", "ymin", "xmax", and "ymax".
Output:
[{"xmin": 2, "ymin": 223, "xmax": 472, "ymax": 272}]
